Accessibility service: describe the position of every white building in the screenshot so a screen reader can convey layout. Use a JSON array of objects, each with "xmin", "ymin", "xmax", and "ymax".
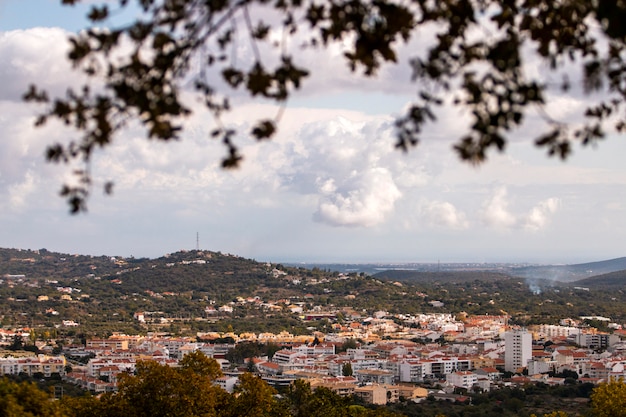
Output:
[
  {"xmin": 215, "ymin": 375, "xmax": 238, "ymax": 393},
  {"xmin": 398, "ymin": 360, "xmax": 425, "ymax": 382},
  {"xmin": 535, "ymin": 324, "xmax": 581, "ymax": 338},
  {"xmin": 527, "ymin": 358, "xmax": 558, "ymax": 375},
  {"xmin": 446, "ymin": 371, "xmax": 478, "ymax": 390},
  {"xmin": 0, "ymin": 355, "xmax": 66, "ymax": 377},
  {"xmin": 504, "ymin": 330, "xmax": 532, "ymax": 372},
  {"xmin": 571, "ymin": 333, "xmax": 619, "ymax": 349}
]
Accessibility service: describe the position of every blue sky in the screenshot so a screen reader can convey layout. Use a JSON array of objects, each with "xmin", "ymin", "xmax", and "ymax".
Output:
[{"xmin": 1, "ymin": 1, "xmax": 626, "ymax": 264}]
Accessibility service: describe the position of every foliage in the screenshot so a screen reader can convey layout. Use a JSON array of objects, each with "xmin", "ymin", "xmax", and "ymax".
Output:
[
  {"xmin": 226, "ymin": 373, "xmax": 288, "ymax": 417},
  {"xmin": 342, "ymin": 362, "xmax": 353, "ymax": 377},
  {"xmin": 0, "ymin": 366, "xmax": 603, "ymax": 417},
  {"xmin": 0, "ymin": 378, "xmax": 65, "ymax": 417},
  {"xmin": 284, "ymin": 380, "xmax": 351, "ymax": 417},
  {"xmin": 8, "ymin": 335, "xmax": 25, "ymax": 351},
  {"xmin": 22, "ymin": 0, "xmax": 626, "ymax": 212},
  {"xmin": 179, "ymin": 350, "xmax": 223, "ymax": 379},
  {"xmin": 63, "ymin": 354, "xmax": 228, "ymax": 417},
  {"xmin": 225, "ymin": 341, "xmax": 280, "ymax": 364},
  {"xmin": 590, "ymin": 379, "xmax": 626, "ymax": 417},
  {"xmin": 3, "ymin": 247, "xmax": 626, "ymax": 337},
  {"xmin": 337, "ymin": 339, "xmax": 360, "ymax": 353}
]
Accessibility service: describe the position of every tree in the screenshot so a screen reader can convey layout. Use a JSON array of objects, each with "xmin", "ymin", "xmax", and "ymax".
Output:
[
  {"xmin": 246, "ymin": 358, "xmax": 257, "ymax": 372},
  {"xmin": 590, "ymin": 378, "xmax": 626, "ymax": 417},
  {"xmin": 179, "ymin": 350, "xmax": 223, "ymax": 380},
  {"xmin": 226, "ymin": 373, "xmax": 287, "ymax": 417},
  {"xmin": 24, "ymin": 0, "xmax": 626, "ymax": 212},
  {"xmin": 8, "ymin": 335, "xmax": 24, "ymax": 351},
  {"xmin": 337, "ymin": 338, "xmax": 358, "ymax": 353},
  {"xmin": 283, "ymin": 380, "xmax": 351, "ymax": 417},
  {"xmin": 84, "ymin": 358, "xmax": 228, "ymax": 417},
  {"xmin": 0, "ymin": 378, "xmax": 66, "ymax": 417},
  {"xmin": 342, "ymin": 362, "xmax": 353, "ymax": 377}
]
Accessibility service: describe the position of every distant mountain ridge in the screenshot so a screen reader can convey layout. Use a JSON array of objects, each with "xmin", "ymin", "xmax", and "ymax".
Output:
[
  {"xmin": 508, "ymin": 257, "xmax": 626, "ymax": 283},
  {"xmin": 371, "ymin": 270, "xmax": 513, "ymax": 284},
  {"xmin": 2, "ymin": 247, "xmax": 625, "ymax": 289},
  {"xmin": 570, "ymin": 269, "xmax": 626, "ymax": 289},
  {"xmin": 291, "ymin": 257, "xmax": 626, "ymax": 285}
]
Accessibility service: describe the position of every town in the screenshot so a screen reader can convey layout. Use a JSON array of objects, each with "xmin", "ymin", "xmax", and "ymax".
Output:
[
  {"xmin": 1, "ymin": 311, "xmax": 624, "ymax": 405},
  {"xmin": 1, "ymin": 247, "xmax": 625, "ymax": 416}
]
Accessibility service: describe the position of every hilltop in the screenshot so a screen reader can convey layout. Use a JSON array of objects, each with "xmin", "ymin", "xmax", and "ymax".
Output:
[
  {"xmin": 372, "ymin": 270, "xmax": 512, "ymax": 284},
  {"xmin": 571, "ymin": 269, "xmax": 626, "ymax": 289},
  {"xmin": 1, "ymin": 247, "xmax": 626, "ymax": 337},
  {"xmin": 507, "ymin": 257, "xmax": 626, "ymax": 282}
]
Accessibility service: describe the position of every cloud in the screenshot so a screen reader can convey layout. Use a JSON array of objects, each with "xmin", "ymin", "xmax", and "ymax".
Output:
[
  {"xmin": 480, "ymin": 187, "xmax": 561, "ymax": 232},
  {"xmin": 0, "ymin": 28, "xmax": 79, "ymax": 101},
  {"xmin": 270, "ymin": 114, "xmax": 439, "ymax": 227},
  {"xmin": 481, "ymin": 186, "xmax": 517, "ymax": 230},
  {"xmin": 6, "ymin": 169, "xmax": 37, "ymax": 209},
  {"xmin": 313, "ymin": 167, "xmax": 401, "ymax": 227},
  {"xmin": 2, "ymin": 20, "xmax": 625, "ymax": 262},
  {"xmin": 524, "ymin": 197, "xmax": 560, "ymax": 232},
  {"xmin": 418, "ymin": 200, "xmax": 469, "ymax": 230}
]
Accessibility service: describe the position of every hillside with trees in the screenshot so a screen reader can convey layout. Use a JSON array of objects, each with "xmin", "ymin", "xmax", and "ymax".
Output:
[
  {"xmin": 569, "ymin": 270, "xmax": 626, "ymax": 290},
  {"xmin": 508, "ymin": 258, "xmax": 626, "ymax": 283},
  {"xmin": 1, "ymin": 247, "xmax": 626, "ymax": 338}
]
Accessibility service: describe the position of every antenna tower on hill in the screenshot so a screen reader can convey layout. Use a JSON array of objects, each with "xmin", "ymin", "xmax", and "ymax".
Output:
[{"xmin": 196, "ymin": 232, "xmax": 199, "ymax": 251}]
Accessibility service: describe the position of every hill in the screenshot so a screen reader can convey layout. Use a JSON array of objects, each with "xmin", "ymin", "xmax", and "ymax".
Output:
[
  {"xmin": 507, "ymin": 257, "xmax": 626, "ymax": 282},
  {"xmin": 570, "ymin": 269, "xmax": 626, "ymax": 289},
  {"xmin": 372, "ymin": 270, "xmax": 513, "ymax": 284},
  {"xmin": 1, "ymin": 247, "xmax": 626, "ymax": 337},
  {"xmin": 0, "ymin": 247, "xmax": 124, "ymax": 278},
  {"xmin": 0, "ymin": 247, "xmax": 311, "ymax": 303}
]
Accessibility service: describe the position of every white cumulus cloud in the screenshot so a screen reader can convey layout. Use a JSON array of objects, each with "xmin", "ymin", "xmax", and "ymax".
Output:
[
  {"xmin": 418, "ymin": 200, "xmax": 469, "ymax": 230},
  {"xmin": 313, "ymin": 167, "xmax": 401, "ymax": 227},
  {"xmin": 524, "ymin": 197, "xmax": 560, "ymax": 232},
  {"xmin": 273, "ymin": 114, "xmax": 429, "ymax": 227},
  {"xmin": 0, "ymin": 28, "xmax": 79, "ymax": 101},
  {"xmin": 481, "ymin": 186, "xmax": 517, "ymax": 230},
  {"xmin": 480, "ymin": 187, "xmax": 560, "ymax": 232}
]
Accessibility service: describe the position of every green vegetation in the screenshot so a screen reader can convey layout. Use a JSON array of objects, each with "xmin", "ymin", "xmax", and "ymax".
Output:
[
  {"xmin": 0, "ymin": 353, "xmax": 405, "ymax": 417},
  {"xmin": 589, "ymin": 379, "xmax": 626, "ymax": 417},
  {"xmin": 1, "ymin": 354, "xmax": 625, "ymax": 417},
  {"xmin": 1, "ymin": 247, "xmax": 625, "ymax": 339}
]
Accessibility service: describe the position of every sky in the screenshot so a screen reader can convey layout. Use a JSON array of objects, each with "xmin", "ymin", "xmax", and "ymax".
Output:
[{"xmin": 1, "ymin": 1, "xmax": 626, "ymax": 264}]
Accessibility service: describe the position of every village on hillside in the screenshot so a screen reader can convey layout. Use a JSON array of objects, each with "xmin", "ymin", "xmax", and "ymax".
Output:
[{"xmin": 1, "ymin": 310, "xmax": 625, "ymax": 405}]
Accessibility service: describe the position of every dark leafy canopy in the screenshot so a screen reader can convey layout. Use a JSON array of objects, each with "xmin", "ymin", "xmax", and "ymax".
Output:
[{"xmin": 25, "ymin": 0, "xmax": 626, "ymax": 212}]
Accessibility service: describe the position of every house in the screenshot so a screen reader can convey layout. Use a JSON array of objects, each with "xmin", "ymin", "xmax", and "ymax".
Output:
[
  {"xmin": 0, "ymin": 355, "xmax": 67, "ymax": 377},
  {"xmin": 134, "ymin": 312, "xmax": 145, "ymax": 323},
  {"xmin": 215, "ymin": 375, "xmax": 238, "ymax": 393},
  {"xmin": 218, "ymin": 305, "xmax": 233, "ymax": 313},
  {"xmin": 446, "ymin": 371, "xmax": 477, "ymax": 390},
  {"xmin": 86, "ymin": 338, "xmax": 129, "ymax": 351},
  {"xmin": 474, "ymin": 367, "xmax": 502, "ymax": 381},
  {"xmin": 256, "ymin": 361, "xmax": 281, "ymax": 375},
  {"xmin": 309, "ymin": 376, "xmax": 358, "ymax": 397},
  {"xmin": 354, "ymin": 369, "xmax": 395, "ymax": 384},
  {"xmin": 272, "ymin": 349, "xmax": 301, "ymax": 364},
  {"xmin": 354, "ymin": 384, "xmax": 388, "ymax": 405},
  {"xmin": 396, "ymin": 385, "xmax": 429, "ymax": 401},
  {"xmin": 398, "ymin": 359, "xmax": 425, "ymax": 383}
]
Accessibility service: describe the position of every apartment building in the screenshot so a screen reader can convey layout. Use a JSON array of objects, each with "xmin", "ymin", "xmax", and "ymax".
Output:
[
  {"xmin": 504, "ymin": 330, "xmax": 532, "ymax": 372},
  {"xmin": 0, "ymin": 355, "xmax": 66, "ymax": 377}
]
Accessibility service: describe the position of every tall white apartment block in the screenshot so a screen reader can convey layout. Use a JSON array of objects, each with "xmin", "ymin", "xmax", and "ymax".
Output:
[{"xmin": 504, "ymin": 330, "xmax": 532, "ymax": 372}]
